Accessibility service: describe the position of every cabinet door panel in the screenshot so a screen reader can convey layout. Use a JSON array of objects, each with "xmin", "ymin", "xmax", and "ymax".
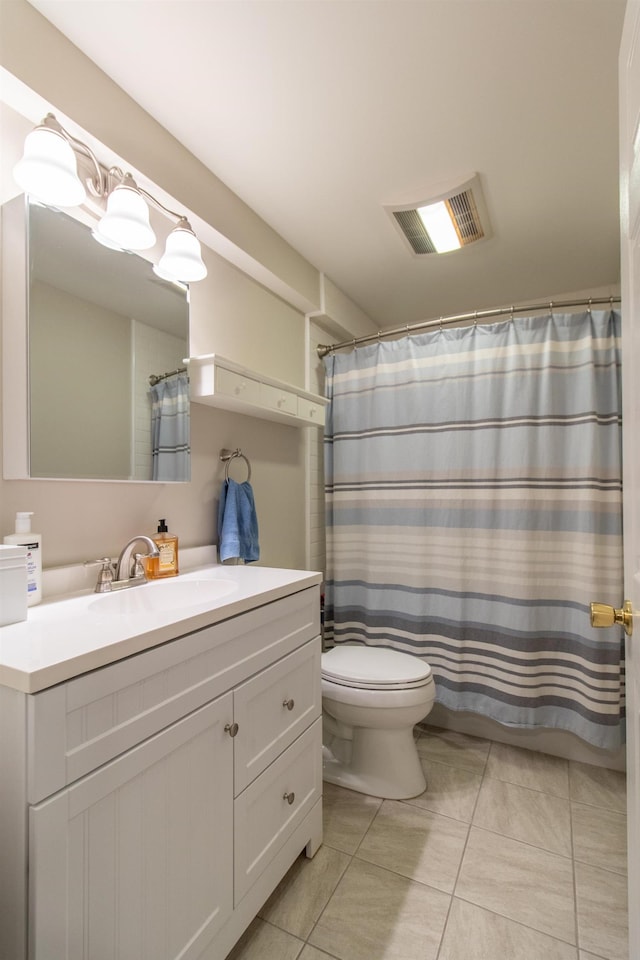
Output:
[
  {"xmin": 234, "ymin": 718, "xmax": 322, "ymax": 904},
  {"xmin": 29, "ymin": 694, "xmax": 233, "ymax": 960},
  {"xmin": 233, "ymin": 639, "xmax": 321, "ymax": 794}
]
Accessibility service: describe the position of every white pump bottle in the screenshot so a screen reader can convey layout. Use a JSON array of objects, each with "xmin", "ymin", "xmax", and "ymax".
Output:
[{"xmin": 3, "ymin": 511, "xmax": 42, "ymax": 606}]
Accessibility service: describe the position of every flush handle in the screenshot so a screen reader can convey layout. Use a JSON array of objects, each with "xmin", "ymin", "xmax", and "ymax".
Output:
[{"xmin": 590, "ymin": 600, "xmax": 633, "ymax": 636}]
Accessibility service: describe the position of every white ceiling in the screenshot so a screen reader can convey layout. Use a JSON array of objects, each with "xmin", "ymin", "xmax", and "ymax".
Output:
[{"xmin": 28, "ymin": 0, "xmax": 626, "ymax": 328}]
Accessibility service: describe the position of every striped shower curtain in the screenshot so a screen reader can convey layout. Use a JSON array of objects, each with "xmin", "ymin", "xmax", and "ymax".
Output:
[
  {"xmin": 150, "ymin": 371, "xmax": 190, "ymax": 481},
  {"xmin": 323, "ymin": 310, "xmax": 624, "ymax": 749}
]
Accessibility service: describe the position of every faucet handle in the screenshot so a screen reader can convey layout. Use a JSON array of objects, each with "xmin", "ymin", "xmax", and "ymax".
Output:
[
  {"xmin": 84, "ymin": 558, "xmax": 115, "ymax": 593},
  {"xmin": 132, "ymin": 553, "xmax": 148, "ymax": 579}
]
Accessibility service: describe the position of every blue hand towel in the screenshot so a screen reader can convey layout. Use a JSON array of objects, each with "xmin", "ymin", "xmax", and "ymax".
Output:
[{"xmin": 218, "ymin": 478, "xmax": 260, "ymax": 562}]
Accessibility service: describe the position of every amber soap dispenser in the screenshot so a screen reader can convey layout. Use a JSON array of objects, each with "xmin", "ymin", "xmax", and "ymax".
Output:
[{"xmin": 148, "ymin": 519, "xmax": 179, "ymax": 579}]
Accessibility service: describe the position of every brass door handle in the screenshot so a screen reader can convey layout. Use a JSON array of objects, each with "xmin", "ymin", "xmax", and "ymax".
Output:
[{"xmin": 590, "ymin": 600, "xmax": 633, "ymax": 636}]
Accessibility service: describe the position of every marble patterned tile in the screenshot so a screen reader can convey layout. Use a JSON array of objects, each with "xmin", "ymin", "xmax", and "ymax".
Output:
[
  {"xmin": 569, "ymin": 762, "xmax": 627, "ymax": 814},
  {"xmin": 473, "ymin": 776, "xmax": 572, "ymax": 856},
  {"xmin": 356, "ymin": 799, "xmax": 469, "ymax": 892},
  {"xmin": 258, "ymin": 846, "xmax": 351, "ymax": 940},
  {"xmin": 438, "ymin": 898, "xmax": 578, "ymax": 960},
  {"xmin": 308, "ymin": 858, "xmax": 450, "ymax": 960},
  {"xmin": 571, "ymin": 802, "xmax": 627, "ymax": 875},
  {"xmin": 322, "ymin": 781, "xmax": 382, "ymax": 854},
  {"xmin": 225, "ymin": 917, "xmax": 304, "ymax": 960},
  {"xmin": 404, "ymin": 757, "xmax": 482, "ymax": 822},
  {"xmin": 575, "ymin": 862, "xmax": 629, "ymax": 960},
  {"xmin": 455, "ymin": 827, "xmax": 576, "ymax": 943},
  {"xmin": 415, "ymin": 727, "xmax": 491, "ymax": 773},
  {"xmin": 485, "ymin": 741, "xmax": 569, "ymax": 798}
]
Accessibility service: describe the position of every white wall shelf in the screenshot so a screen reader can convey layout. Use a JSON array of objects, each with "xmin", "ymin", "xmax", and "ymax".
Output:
[{"xmin": 188, "ymin": 354, "xmax": 328, "ymax": 428}]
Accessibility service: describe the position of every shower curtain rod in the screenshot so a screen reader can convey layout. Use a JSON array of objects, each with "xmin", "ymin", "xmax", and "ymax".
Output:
[
  {"xmin": 148, "ymin": 366, "xmax": 188, "ymax": 386},
  {"xmin": 316, "ymin": 296, "xmax": 621, "ymax": 358}
]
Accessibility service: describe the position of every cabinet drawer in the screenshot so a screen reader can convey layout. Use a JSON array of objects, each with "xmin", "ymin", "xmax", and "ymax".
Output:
[
  {"xmin": 234, "ymin": 718, "xmax": 322, "ymax": 904},
  {"xmin": 216, "ymin": 367, "xmax": 261, "ymax": 405},
  {"xmin": 260, "ymin": 381, "xmax": 298, "ymax": 416},
  {"xmin": 233, "ymin": 639, "xmax": 321, "ymax": 794},
  {"xmin": 28, "ymin": 587, "xmax": 320, "ymax": 803},
  {"xmin": 297, "ymin": 397, "xmax": 326, "ymax": 425}
]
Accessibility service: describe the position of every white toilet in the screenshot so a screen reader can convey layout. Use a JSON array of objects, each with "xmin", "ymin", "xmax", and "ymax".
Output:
[{"xmin": 321, "ymin": 644, "xmax": 436, "ymax": 800}]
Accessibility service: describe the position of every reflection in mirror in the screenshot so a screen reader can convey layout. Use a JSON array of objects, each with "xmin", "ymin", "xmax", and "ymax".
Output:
[{"xmin": 28, "ymin": 201, "xmax": 190, "ymax": 481}]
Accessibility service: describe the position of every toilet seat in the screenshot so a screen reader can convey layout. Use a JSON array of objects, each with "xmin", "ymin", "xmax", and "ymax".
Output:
[{"xmin": 321, "ymin": 645, "xmax": 432, "ymax": 690}]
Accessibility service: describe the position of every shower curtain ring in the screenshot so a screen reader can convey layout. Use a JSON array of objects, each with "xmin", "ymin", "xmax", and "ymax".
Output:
[
  {"xmin": 588, "ymin": 298, "xmax": 592, "ymax": 315},
  {"xmin": 439, "ymin": 317, "xmax": 443, "ymax": 332},
  {"xmin": 510, "ymin": 305, "xmax": 515, "ymax": 322},
  {"xmin": 549, "ymin": 301, "xmax": 554, "ymax": 317},
  {"xmin": 473, "ymin": 311, "xmax": 478, "ymax": 327}
]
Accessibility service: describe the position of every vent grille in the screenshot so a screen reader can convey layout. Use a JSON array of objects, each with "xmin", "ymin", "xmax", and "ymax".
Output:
[
  {"xmin": 388, "ymin": 176, "xmax": 489, "ymax": 255},
  {"xmin": 392, "ymin": 209, "xmax": 436, "ymax": 255},
  {"xmin": 446, "ymin": 190, "xmax": 484, "ymax": 245}
]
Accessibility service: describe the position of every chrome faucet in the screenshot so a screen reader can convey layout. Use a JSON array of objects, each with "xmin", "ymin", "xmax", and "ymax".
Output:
[
  {"xmin": 87, "ymin": 536, "xmax": 160, "ymax": 593},
  {"xmin": 115, "ymin": 536, "xmax": 160, "ymax": 583}
]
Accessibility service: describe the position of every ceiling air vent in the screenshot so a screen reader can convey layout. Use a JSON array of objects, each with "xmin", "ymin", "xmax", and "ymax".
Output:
[{"xmin": 386, "ymin": 174, "xmax": 491, "ymax": 255}]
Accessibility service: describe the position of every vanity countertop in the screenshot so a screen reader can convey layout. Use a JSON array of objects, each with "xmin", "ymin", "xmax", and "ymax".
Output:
[{"xmin": 0, "ymin": 563, "xmax": 322, "ymax": 694}]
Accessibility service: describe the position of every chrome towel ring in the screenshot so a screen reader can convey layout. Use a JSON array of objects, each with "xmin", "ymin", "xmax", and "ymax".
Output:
[{"xmin": 220, "ymin": 447, "xmax": 252, "ymax": 482}]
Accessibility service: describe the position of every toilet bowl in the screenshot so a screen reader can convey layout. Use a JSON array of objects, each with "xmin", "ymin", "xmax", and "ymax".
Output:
[{"xmin": 321, "ymin": 645, "xmax": 435, "ymax": 800}]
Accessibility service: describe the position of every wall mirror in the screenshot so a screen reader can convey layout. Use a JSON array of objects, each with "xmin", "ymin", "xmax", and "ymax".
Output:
[{"xmin": 2, "ymin": 197, "xmax": 190, "ymax": 481}]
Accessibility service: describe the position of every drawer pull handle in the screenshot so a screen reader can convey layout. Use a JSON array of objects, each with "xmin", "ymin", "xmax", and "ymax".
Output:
[
  {"xmin": 224, "ymin": 722, "xmax": 239, "ymax": 738},
  {"xmin": 283, "ymin": 698, "xmax": 295, "ymax": 711},
  {"xmin": 283, "ymin": 791, "xmax": 295, "ymax": 805}
]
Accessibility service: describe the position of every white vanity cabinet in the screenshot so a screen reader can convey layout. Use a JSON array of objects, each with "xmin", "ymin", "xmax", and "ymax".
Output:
[{"xmin": 0, "ymin": 584, "xmax": 323, "ymax": 960}]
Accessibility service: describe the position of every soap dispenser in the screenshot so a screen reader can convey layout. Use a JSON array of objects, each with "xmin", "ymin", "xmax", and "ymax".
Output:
[
  {"xmin": 148, "ymin": 519, "xmax": 179, "ymax": 579},
  {"xmin": 3, "ymin": 511, "xmax": 42, "ymax": 605}
]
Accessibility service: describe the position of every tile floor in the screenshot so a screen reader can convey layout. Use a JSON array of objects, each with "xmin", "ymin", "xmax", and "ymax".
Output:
[{"xmin": 225, "ymin": 726, "xmax": 628, "ymax": 960}]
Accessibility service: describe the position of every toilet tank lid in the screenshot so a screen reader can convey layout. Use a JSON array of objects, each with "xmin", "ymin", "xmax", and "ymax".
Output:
[{"xmin": 321, "ymin": 645, "xmax": 432, "ymax": 686}]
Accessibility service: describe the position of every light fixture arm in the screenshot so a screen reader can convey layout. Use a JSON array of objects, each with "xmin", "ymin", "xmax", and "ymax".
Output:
[
  {"xmin": 137, "ymin": 184, "xmax": 190, "ymax": 229},
  {"xmin": 40, "ymin": 113, "xmax": 106, "ymax": 197}
]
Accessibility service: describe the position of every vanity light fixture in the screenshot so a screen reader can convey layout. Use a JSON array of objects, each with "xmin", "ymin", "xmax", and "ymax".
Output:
[{"xmin": 13, "ymin": 113, "xmax": 207, "ymax": 282}]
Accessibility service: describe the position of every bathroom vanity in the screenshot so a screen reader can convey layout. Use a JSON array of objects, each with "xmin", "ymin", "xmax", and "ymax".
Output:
[{"xmin": 0, "ymin": 564, "xmax": 323, "ymax": 960}]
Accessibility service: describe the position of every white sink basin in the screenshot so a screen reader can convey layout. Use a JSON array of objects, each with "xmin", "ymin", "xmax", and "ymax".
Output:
[{"xmin": 89, "ymin": 577, "xmax": 237, "ymax": 616}]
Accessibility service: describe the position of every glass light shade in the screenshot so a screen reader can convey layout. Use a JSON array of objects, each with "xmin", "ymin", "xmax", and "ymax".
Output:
[
  {"xmin": 417, "ymin": 201, "xmax": 461, "ymax": 253},
  {"xmin": 95, "ymin": 183, "xmax": 156, "ymax": 250},
  {"xmin": 152, "ymin": 263, "xmax": 188, "ymax": 289},
  {"xmin": 13, "ymin": 126, "xmax": 86, "ymax": 208},
  {"xmin": 158, "ymin": 223, "xmax": 207, "ymax": 282},
  {"xmin": 91, "ymin": 228, "xmax": 126, "ymax": 252}
]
